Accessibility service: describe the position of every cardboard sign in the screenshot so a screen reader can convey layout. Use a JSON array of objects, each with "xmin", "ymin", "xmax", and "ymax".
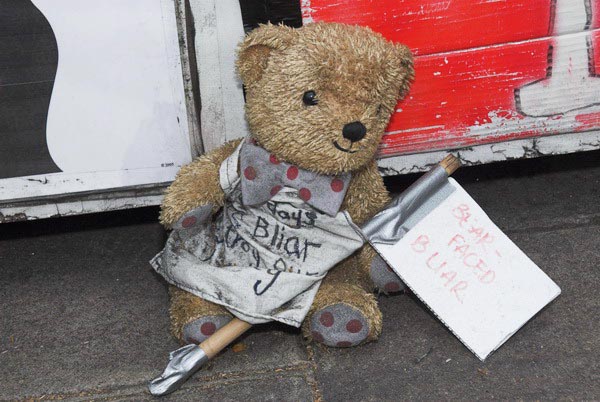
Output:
[{"xmin": 374, "ymin": 178, "xmax": 561, "ymax": 360}]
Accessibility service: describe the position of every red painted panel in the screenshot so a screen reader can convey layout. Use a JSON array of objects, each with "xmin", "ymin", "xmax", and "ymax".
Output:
[
  {"xmin": 304, "ymin": 0, "xmax": 554, "ymax": 56},
  {"xmin": 381, "ymin": 39, "xmax": 551, "ymax": 154},
  {"xmin": 304, "ymin": 1, "xmax": 600, "ymax": 155}
]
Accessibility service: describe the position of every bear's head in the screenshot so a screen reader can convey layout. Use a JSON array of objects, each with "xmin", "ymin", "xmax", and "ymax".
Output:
[{"xmin": 237, "ymin": 22, "xmax": 414, "ymax": 175}]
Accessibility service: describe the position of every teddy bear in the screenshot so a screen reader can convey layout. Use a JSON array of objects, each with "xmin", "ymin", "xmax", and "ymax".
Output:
[{"xmin": 151, "ymin": 22, "xmax": 414, "ymax": 348}]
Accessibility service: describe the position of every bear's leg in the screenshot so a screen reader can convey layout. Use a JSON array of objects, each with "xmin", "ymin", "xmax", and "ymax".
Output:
[
  {"xmin": 169, "ymin": 286, "xmax": 233, "ymax": 344},
  {"xmin": 302, "ymin": 254, "xmax": 382, "ymax": 347},
  {"xmin": 362, "ymin": 245, "xmax": 406, "ymax": 295}
]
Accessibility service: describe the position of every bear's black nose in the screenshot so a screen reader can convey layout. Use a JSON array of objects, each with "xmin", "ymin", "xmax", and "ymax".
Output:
[{"xmin": 342, "ymin": 121, "xmax": 367, "ymax": 142}]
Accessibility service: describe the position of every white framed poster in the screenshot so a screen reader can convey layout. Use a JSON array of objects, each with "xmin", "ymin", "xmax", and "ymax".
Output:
[{"xmin": 0, "ymin": 0, "xmax": 194, "ymax": 211}]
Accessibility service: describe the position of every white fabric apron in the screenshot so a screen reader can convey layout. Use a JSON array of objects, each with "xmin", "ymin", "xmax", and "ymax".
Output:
[{"xmin": 151, "ymin": 143, "xmax": 365, "ymax": 326}]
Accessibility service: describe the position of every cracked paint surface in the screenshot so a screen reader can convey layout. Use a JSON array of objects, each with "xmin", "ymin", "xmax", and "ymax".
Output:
[{"xmin": 304, "ymin": 0, "xmax": 600, "ymax": 157}]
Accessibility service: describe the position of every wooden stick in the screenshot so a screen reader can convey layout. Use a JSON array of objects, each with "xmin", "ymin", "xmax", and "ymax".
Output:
[
  {"xmin": 439, "ymin": 154, "xmax": 461, "ymax": 176},
  {"xmin": 199, "ymin": 318, "xmax": 252, "ymax": 359}
]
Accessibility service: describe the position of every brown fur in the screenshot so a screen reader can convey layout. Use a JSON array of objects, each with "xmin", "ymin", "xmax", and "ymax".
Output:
[
  {"xmin": 160, "ymin": 22, "xmax": 414, "ymax": 345},
  {"xmin": 302, "ymin": 281, "xmax": 383, "ymax": 343},
  {"xmin": 159, "ymin": 139, "xmax": 242, "ymax": 227},
  {"xmin": 168, "ymin": 286, "xmax": 232, "ymax": 344}
]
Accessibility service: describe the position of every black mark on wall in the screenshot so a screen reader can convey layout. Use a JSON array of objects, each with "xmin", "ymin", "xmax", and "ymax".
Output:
[
  {"xmin": 0, "ymin": 0, "xmax": 61, "ymax": 179},
  {"xmin": 238, "ymin": 0, "xmax": 302, "ymax": 33}
]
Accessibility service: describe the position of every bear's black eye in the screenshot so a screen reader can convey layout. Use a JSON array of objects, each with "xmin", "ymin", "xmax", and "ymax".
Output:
[{"xmin": 302, "ymin": 90, "xmax": 318, "ymax": 106}]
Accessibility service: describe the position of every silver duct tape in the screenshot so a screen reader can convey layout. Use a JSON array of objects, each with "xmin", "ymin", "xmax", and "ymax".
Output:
[
  {"xmin": 361, "ymin": 165, "xmax": 455, "ymax": 245},
  {"xmin": 148, "ymin": 344, "xmax": 209, "ymax": 396}
]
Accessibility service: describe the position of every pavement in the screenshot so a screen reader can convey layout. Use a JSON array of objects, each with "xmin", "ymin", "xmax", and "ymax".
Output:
[{"xmin": 1, "ymin": 150, "xmax": 599, "ymax": 401}]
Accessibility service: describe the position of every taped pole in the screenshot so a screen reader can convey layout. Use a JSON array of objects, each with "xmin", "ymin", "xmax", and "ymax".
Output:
[
  {"xmin": 361, "ymin": 154, "xmax": 461, "ymax": 245},
  {"xmin": 439, "ymin": 154, "xmax": 461, "ymax": 176},
  {"xmin": 149, "ymin": 318, "xmax": 252, "ymax": 396}
]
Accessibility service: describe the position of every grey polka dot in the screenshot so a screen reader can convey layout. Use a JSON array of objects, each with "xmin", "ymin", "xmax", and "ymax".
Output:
[
  {"xmin": 310, "ymin": 304, "xmax": 369, "ymax": 347},
  {"xmin": 370, "ymin": 254, "xmax": 406, "ymax": 294},
  {"xmin": 182, "ymin": 315, "xmax": 232, "ymax": 344}
]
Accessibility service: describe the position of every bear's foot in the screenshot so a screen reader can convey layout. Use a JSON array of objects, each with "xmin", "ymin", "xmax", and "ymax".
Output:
[
  {"xmin": 304, "ymin": 282, "xmax": 382, "ymax": 347},
  {"xmin": 169, "ymin": 286, "xmax": 233, "ymax": 344},
  {"xmin": 309, "ymin": 303, "xmax": 371, "ymax": 347},
  {"xmin": 182, "ymin": 314, "xmax": 232, "ymax": 344},
  {"xmin": 370, "ymin": 254, "xmax": 406, "ymax": 295}
]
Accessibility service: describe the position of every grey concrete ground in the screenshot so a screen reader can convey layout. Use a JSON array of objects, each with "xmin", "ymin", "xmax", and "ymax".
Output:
[{"xmin": 1, "ymin": 151, "xmax": 599, "ymax": 401}]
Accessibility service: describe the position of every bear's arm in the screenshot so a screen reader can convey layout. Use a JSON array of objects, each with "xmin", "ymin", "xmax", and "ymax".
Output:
[
  {"xmin": 159, "ymin": 138, "xmax": 243, "ymax": 228},
  {"xmin": 341, "ymin": 160, "xmax": 391, "ymax": 226}
]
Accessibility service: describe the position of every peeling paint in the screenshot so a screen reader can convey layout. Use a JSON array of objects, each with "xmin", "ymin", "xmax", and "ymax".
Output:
[
  {"xmin": 0, "ymin": 212, "xmax": 28, "ymax": 223},
  {"xmin": 300, "ymin": 1, "xmax": 600, "ymax": 157},
  {"xmin": 1, "ymin": 168, "xmax": 177, "ymax": 204},
  {"xmin": 377, "ymin": 130, "xmax": 600, "ymax": 175},
  {"xmin": 1, "ymin": 189, "xmax": 165, "ymax": 222}
]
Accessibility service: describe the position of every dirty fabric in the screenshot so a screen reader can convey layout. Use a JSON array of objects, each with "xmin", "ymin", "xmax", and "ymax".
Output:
[{"xmin": 151, "ymin": 140, "xmax": 364, "ymax": 327}]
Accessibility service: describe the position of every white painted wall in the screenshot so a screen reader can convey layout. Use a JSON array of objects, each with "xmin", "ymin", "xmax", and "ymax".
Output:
[{"xmin": 188, "ymin": 0, "xmax": 250, "ymax": 152}]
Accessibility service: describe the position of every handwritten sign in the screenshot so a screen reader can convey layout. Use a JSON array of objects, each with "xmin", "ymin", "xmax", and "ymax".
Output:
[{"xmin": 374, "ymin": 178, "xmax": 560, "ymax": 360}]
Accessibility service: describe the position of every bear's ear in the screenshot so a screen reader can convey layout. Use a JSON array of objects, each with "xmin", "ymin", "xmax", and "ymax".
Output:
[
  {"xmin": 389, "ymin": 43, "xmax": 415, "ymax": 99},
  {"xmin": 237, "ymin": 23, "xmax": 298, "ymax": 85}
]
